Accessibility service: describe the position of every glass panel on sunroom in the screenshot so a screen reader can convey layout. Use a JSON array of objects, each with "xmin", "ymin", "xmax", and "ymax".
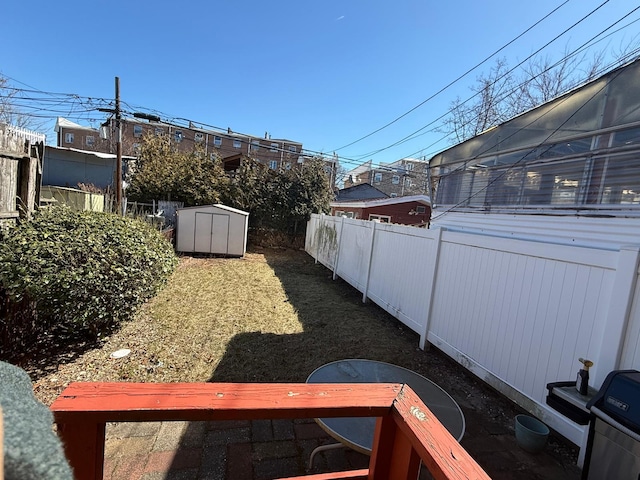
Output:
[{"xmin": 599, "ymin": 153, "xmax": 640, "ymax": 205}]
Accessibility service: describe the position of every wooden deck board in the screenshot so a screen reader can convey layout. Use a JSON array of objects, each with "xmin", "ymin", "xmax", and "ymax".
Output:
[
  {"xmin": 50, "ymin": 382, "xmax": 492, "ymax": 480},
  {"xmin": 51, "ymin": 382, "xmax": 402, "ymax": 423}
]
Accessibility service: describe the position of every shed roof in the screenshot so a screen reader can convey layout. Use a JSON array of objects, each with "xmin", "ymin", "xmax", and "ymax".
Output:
[
  {"xmin": 54, "ymin": 117, "xmax": 97, "ymax": 132},
  {"xmin": 177, "ymin": 204, "xmax": 249, "ymax": 216},
  {"xmin": 46, "ymin": 145, "xmax": 136, "ymax": 160}
]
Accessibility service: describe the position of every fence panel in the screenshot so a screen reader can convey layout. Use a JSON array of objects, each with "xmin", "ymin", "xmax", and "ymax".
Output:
[
  {"xmin": 429, "ymin": 232, "xmax": 615, "ymax": 406},
  {"xmin": 305, "ymin": 214, "xmax": 637, "ymax": 449},
  {"xmin": 0, "ymin": 156, "xmax": 19, "ymax": 219},
  {"xmin": 366, "ymin": 224, "xmax": 437, "ymax": 334},
  {"xmin": 620, "ymin": 269, "xmax": 640, "ymax": 369},
  {"xmin": 334, "ymin": 219, "xmax": 374, "ymax": 292},
  {"xmin": 307, "ymin": 215, "xmax": 341, "ymax": 271}
]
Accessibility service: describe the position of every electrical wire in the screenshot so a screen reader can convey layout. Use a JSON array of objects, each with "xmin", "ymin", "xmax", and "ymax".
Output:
[
  {"xmin": 1, "ymin": 1, "xmax": 637, "ymax": 176},
  {"xmin": 328, "ymin": 0, "xmax": 604, "ymax": 153},
  {"xmin": 339, "ymin": 8, "xmax": 640, "ymax": 177}
]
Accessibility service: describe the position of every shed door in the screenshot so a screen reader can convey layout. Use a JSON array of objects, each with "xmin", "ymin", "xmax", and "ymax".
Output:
[
  {"xmin": 210, "ymin": 214, "xmax": 230, "ymax": 254},
  {"xmin": 194, "ymin": 212, "xmax": 230, "ymax": 254}
]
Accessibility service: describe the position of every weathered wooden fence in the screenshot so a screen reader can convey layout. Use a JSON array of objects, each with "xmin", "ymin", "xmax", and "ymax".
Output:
[
  {"xmin": 0, "ymin": 124, "xmax": 44, "ymax": 225},
  {"xmin": 305, "ymin": 213, "xmax": 640, "ymax": 459}
]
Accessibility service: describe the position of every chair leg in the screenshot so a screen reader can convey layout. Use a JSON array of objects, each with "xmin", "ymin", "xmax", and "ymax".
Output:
[{"xmin": 308, "ymin": 442, "xmax": 346, "ymax": 469}]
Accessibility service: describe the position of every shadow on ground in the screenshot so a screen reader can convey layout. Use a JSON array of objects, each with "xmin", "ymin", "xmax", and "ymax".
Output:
[{"xmin": 170, "ymin": 248, "xmax": 581, "ymax": 480}]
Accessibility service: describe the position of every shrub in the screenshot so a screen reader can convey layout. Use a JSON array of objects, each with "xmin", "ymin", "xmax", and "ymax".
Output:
[{"xmin": 0, "ymin": 206, "xmax": 178, "ymax": 357}]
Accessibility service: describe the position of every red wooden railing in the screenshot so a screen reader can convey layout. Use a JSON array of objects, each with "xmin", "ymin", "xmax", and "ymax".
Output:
[{"xmin": 50, "ymin": 382, "xmax": 491, "ymax": 480}]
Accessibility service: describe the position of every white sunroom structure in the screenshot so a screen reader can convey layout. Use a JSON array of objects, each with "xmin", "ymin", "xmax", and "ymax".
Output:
[
  {"xmin": 430, "ymin": 58, "xmax": 640, "ymax": 237},
  {"xmin": 427, "ymin": 58, "xmax": 640, "ymax": 461}
]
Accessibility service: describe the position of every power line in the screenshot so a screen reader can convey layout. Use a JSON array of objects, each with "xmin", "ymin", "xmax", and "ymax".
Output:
[
  {"xmin": 344, "ymin": 6, "xmax": 640, "ymax": 168},
  {"xmin": 340, "ymin": 47, "xmax": 640, "ymax": 189},
  {"xmin": 1, "ymin": 2, "xmax": 636, "ymax": 175},
  {"xmin": 24, "ymin": 0, "xmax": 596, "ymax": 168},
  {"xmin": 328, "ymin": 0, "xmax": 604, "ymax": 153}
]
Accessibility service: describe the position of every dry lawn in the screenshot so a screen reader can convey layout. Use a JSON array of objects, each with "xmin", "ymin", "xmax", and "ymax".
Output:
[{"xmin": 29, "ymin": 248, "xmax": 468, "ymax": 406}]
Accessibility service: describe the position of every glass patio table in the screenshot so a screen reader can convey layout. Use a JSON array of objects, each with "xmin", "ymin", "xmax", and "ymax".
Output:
[{"xmin": 306, "ymin": 359, "xmax": 465, "ymax": 465}]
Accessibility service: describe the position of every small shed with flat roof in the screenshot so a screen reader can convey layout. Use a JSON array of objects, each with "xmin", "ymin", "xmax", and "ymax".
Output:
[{"xmin": 176, "ymin": 204, "xmax": 249, "ymax": 256}]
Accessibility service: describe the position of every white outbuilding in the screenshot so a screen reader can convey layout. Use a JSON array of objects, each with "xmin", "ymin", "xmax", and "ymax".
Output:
[{"xmin": 176, "ymin": 204, "xmax": 249, "ymax": 257}]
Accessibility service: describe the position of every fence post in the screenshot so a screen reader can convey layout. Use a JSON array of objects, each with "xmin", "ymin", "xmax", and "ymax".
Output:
[
  {"xmin": 314, "ymin": 215, "xmax": 321, "ymax": 264},
  {"xmin": 313, "ymin": 213, "xmax": 326, "ymax": 263},
  {"xmin": 420, "ymin": 227, "xmax": 445, "ymax": 350},
  {"xmin": 332, "ymin": 216, "xmax": 345, "ymax": 280},
  {"xmin": 362, "ymin": 221, "xmax": 377, "ymax": 303},
  {"xmin": 594, "ymin": 245, "xmax": 640, "ymax": 386}
]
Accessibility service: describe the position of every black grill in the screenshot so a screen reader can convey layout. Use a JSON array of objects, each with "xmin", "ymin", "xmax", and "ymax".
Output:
[{"xmin": 583, "ymin": 370, "xmax": 640, "ymax": 480}]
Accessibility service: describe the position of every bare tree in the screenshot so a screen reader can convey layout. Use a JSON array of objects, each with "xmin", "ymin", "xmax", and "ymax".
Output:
[
  {"xmin": 0, "ymin": 75, "xmax": 42, "ymax": 130},
  {"xmin": 445, "ymin": 59, "xmax": 518, "ymax": 143},
  {"xmin": 441, "ymin": 43, "xmax": 638, "ymax": 144},
  {"xmin": 512, "ymin": 47, "xmax": 604, "ymax": 113}
]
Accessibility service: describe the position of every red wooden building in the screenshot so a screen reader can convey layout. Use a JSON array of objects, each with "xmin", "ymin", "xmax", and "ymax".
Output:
[{"xmin": 330, "ymin": 195, "xmax": 431, "ymax": 227}]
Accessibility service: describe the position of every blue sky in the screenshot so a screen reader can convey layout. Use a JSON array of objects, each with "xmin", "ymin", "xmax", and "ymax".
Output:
[{"xmin": 2, "ymin": 0, "xmax": 638, "ymax": 173}]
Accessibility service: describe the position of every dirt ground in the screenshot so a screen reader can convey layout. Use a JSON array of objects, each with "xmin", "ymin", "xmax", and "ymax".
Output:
[{"xmin": 20, "ymin": 247, "xmax": 581, "ymax": 478}]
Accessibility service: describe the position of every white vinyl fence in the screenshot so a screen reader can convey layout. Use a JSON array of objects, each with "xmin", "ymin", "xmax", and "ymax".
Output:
[{"xmin": 306, "ymin": 214, "xmax": 640, "ymax": 457}]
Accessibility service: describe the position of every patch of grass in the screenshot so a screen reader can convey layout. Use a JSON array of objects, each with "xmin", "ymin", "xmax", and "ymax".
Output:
[{"xmin": 30, "ymin": 249, "xmax": 446, "ymax": 404}]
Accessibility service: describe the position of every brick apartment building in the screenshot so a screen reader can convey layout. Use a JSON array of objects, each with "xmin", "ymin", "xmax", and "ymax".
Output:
[
  {"xmin": 54, "ymin": 117, "xmax": 304, "ymax": 172},
  {"xmin": 343, "ymin": 158, "xmax": 429, "ymax": 197}
]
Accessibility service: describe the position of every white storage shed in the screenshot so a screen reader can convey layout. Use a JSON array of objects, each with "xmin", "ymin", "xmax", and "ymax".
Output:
[{"xmin": 176, "ymin": 204, "xmax": 249, "ymax": 256}]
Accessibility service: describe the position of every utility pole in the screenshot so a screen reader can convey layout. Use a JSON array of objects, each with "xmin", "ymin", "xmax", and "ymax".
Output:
[
  {"xmin": 98, "ymin": 77, "xmax": 128, "ymax": 215},
  {"xmin": 115, "ymin": 77, "xmax": 123, "ymax": 215},
  {"xmin": 424, "ymin": 155, "xmax": 432, "ymax": 199}
]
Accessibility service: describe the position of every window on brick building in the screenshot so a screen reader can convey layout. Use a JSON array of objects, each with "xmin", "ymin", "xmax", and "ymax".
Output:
[
  {"xmin": 64, "ymin": 132, "xmax": 74, "ymax": 144},
  {"xmin": 369, "ymin": 214, "xmax": 391, "ymax": 223}
]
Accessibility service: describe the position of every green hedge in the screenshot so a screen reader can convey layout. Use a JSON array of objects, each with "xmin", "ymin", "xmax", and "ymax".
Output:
[{"xmin": 0, "ymin": 206, "xmax": 178, "ymax": 358}]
